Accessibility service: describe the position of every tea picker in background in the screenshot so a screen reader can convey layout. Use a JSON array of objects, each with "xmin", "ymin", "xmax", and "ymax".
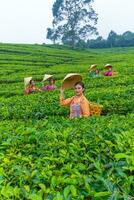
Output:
[
  {"xmin": 103, "ymin": 64, "xmax": 118, "ymax": 76},
  {"xmin": 24, "ymin": 77, "xmax": 41, "ymax": 94},
  {"xmin": 88, "ymin": 64, "xmax": 99, "ymax": 77},
  {"xmin": 42, "ymin": 74, "xmax": 56, "ymax": 91},
  {"xmin": 60, "ymin": 73, "xmax": 90, "ymax": 118}
]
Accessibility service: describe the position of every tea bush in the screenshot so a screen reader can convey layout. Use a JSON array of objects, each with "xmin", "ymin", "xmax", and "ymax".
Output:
[{"xmin": 0, "ymin": 43, "xmax": 134, "ymax": 199}]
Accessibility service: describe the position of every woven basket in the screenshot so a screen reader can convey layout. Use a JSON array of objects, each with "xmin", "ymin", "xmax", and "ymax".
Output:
[{"xmin": 89, "ymin": 102, "xmax": 103, "ymax": 116}]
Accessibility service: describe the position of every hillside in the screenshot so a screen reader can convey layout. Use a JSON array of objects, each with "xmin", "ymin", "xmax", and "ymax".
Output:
[{"xmin": 0, "ymin": 43, "xmax": 134, "ymax": 199}]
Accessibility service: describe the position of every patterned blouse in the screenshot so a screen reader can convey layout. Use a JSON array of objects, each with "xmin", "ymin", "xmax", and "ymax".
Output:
[
  {"xmin": 60, "ymin": 94, "xmax": 90, "ymax": 118},
  {"xmin": 42, "ymin": 85, "xmax": 56, "ymax": 90}
]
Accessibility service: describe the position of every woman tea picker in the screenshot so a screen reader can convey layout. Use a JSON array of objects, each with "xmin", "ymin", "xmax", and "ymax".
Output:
[
  {"xmin": 24, "ymin": 77, "xmax": 41, "ymax": 94},
  {"xmin": 41, "ymin": 74, "xmax": 56, "ymax": 91},
  {"xmin": 103, "ymin": 64, "xmax": 114, "ymax": 76},
  {"xmin": 60, "ymin": 74, "xmax": 90, "ymax": 118},
  {"xmin": 88, "ymin": 64, "xmax": 99, "ymax": 77}
]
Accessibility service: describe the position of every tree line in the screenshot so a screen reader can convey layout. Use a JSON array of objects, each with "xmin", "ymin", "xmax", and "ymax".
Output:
[{"xmin": 83, "ymin": 31, "xmax": 134, "ymax": 49}]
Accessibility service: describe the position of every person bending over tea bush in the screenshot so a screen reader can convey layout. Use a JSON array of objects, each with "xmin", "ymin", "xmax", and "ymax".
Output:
[
  {"xmin": 103, "ymin": 64, "xmax": 118, "ymax": 76},
  {"xmin": 24, "ymin": 77, "xmax": 41, "ymax": 95},
  {"xmin": 88, "ymin": 64, "xmax": 100, "ymax": 77},
  {"xmin": 42, "ymin": 74, "xmax": 57, "ymax": 91}
]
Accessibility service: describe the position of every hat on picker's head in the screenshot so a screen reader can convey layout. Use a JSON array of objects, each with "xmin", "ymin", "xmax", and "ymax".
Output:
[
  {"xmin": 90, "ymin": 64, "xmax": 97, "ymax": 70},
  {"xmin": 24, "ymin": 77, "xmax": 32, "ymax": 86},
  {"xmin": 62, "ymin": 73, "xmax": 82, "ymax": 89},
  {"xmin": 42, "ymin": 74, "xmax": 53, "ymax": 82},
  {"xmin": 104, "ymin": 64, "xmax": 113, "ymax": 69}
]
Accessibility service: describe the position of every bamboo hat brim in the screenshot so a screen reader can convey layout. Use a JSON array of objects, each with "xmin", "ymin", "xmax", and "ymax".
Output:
[
  {"xmin": 42, "ymin": 74, "xmax": 53, "ymax": 82},
  {"xmin": 24, "ymin": 77, "xmax": 32, "ymax": 86},
  {"xmin": 104, "ymin": 64, "xmax": 113, "ymax": 69},
  {"xmin": 62, "ymin": 73, "xmax": 82, "ymax": 89},
  {"xmin": 90, "ymin": 64, "xmax": 97, "ymax": 70}
]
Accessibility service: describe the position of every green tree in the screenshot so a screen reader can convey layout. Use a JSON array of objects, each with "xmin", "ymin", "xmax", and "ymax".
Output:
[
  {"xmin": 47, "ymin": 0, "xmax": 98, "ymax": 47},
  {"xmin": 107, "ymin": 30, "xmax": 119, "ymax": 48},
  {"xmin": 123, "ymin": 31, "xmax": 134, "ymax": 40},
  {"xmin": 87, "ymin": 36, "xmax": 108, "ymax": 48}
]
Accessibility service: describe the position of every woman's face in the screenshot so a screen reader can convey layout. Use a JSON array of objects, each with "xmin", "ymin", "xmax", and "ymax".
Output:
[
  {"xmin": 108, "ymin": 67, "xmax": 112, "ymax": 71},
  {"xmin": 74, "ymin": 84, "xmax": 84, "ymax": 96},
  {"xmin": 31, "ymin": 80, "xmax": 35, "ymax": 86},
  {"xmin": 49, "ymin": 78, "xmax": 54, "ymax": 85}
]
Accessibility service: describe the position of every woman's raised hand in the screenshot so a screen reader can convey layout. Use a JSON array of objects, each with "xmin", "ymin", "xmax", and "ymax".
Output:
[{"xmin": 60, "ymin": 87, "xmax": 64, "ymax": 94}]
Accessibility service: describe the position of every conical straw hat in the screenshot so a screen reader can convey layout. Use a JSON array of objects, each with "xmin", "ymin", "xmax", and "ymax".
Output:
[
  {"xmin": 42, "ymin": 74, "xmax": 53, "ymax": 82},
  {"xmin": 104, "ymin": 64, "xmax": 112, "ymax": 69},
  {"xmin": 90, "ymin": 64, "xmax": 97, "ymax": 70},
  {"xmin": 62, "ymin": 73, "xmax": 82, "ymax": 89},
  {"xmin": 24, "ymin": 77, "xmax": 32, "ymax": 86}
]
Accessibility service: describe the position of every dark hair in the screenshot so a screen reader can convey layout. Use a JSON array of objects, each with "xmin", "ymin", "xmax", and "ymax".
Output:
[
  {"xmin": 30, "ymin": 79, "xmax": 34, "ymax": 84},
  {"xmin": 29, "ymin": 79, "xmax": 33, "ymax": 84},
  {"xmin": 49, "ymin": 77, "xmax": 55, "ymax": 81},
  {"xmin": 74, "ymin": 81, "xmax": 85, "ymax": 89}
]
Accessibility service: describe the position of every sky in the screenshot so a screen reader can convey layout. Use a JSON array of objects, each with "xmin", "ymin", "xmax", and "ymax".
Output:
[{"xmin": 0, "ymin": 0, "xmax": 134, "ymax": 44}]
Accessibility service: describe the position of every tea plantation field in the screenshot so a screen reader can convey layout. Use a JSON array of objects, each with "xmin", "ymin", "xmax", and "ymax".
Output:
[{"xmin": 0, "ymin": 43, "xmax": 134, "ymax": 199}]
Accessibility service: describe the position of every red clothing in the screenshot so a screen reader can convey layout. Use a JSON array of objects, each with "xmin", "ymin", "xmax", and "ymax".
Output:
[{"xmin": 24, "ymin": 85, "xmax": 38, "ymax": 94}]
